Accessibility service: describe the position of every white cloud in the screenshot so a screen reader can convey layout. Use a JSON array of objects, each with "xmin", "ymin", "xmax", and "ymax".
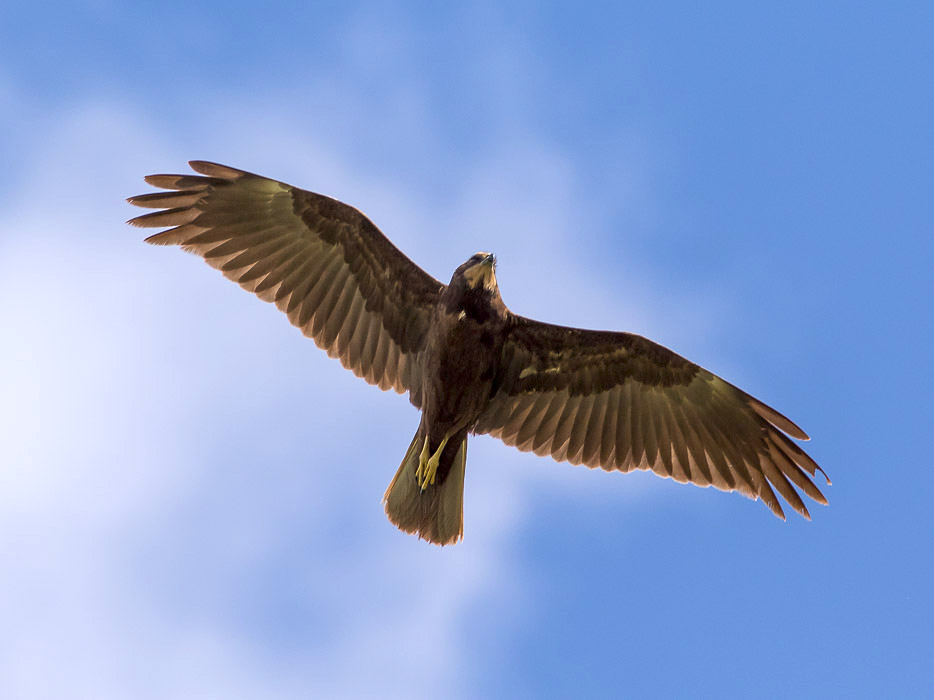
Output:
[
  {"xmin": 0, "ymin": 25, "xmax": 709, "ymax": 698},
  {"xmin": 0, "ymin": 100, "xmax": 534, "ymax": 700}
]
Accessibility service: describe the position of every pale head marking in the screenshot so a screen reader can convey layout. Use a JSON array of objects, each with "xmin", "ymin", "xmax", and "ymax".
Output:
[{"xmin": 463, "ymin": 251, "xmax": 498, "ymax": 290}]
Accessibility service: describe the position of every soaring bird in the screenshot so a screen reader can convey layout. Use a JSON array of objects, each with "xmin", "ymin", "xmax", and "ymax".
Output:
[{"xmin": 128, "ymin": 161, "xmax": 829, "ymax": 545}]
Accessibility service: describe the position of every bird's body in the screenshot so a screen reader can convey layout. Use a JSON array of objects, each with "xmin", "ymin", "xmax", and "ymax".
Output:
[
  {"xmin": 424, "ymin": 262, "xmax": 507, "ymax": 446},
  {"xmin": 383, "ymin": 254, "xmax": 510, "ymax": 543},
  {"xmin": 129, "ymin": 161, "xmax": 829, "ymax": 545}
]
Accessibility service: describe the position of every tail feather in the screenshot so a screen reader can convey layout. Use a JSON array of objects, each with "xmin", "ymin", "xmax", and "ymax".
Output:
[{"xmin": 383, "ymin": 428, "xmax": 467, "ymax": 545}]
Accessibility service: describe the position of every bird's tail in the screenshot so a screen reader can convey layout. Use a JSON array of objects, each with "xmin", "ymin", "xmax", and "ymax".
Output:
[{"xmin": 383, "ymin": 424, "xmax": 466, "ymax": 546}]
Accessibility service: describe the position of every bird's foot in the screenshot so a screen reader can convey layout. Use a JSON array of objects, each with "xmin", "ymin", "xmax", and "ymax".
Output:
[
  {"xmin": 416, "ymin": 434, "xmax": 450, "ymax": 491},
  {"xmin": 415, "ymin": 436, "xmax": 431, "ymax": 488}
]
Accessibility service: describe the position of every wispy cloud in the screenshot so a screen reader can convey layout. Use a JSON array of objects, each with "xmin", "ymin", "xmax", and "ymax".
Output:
[{"xmin": 0, "ymin": 17, "xmax": 704, "ymax": 699}]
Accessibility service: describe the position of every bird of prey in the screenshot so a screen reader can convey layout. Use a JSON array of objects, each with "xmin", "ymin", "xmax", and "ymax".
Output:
[{"xmin": 128, "ymin": 161, "xmax": 829, "ymax": 545}]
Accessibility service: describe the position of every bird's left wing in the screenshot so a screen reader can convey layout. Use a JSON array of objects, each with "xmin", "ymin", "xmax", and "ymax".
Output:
[
  {"xmin": 129, "ymin": 161, "xmax": 443, "ymax": 406},
  {"xmin": 473, "ymin": 314, "xmax": 829, "ymax": 519}
]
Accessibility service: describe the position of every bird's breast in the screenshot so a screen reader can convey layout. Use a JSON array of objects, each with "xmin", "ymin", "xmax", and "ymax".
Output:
[{"xmin": 422, "ymin": 308, "xmax": 506, "ymax": 430}]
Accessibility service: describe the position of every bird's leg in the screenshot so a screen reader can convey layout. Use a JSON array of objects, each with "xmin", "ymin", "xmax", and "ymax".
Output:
[
  {"xmin": 416, "ymin": 433, "xmax": 451, "ymax": 491},
  {"xmin": 415, "ymin": 436, "xmax": 432, "ymax": 488}
]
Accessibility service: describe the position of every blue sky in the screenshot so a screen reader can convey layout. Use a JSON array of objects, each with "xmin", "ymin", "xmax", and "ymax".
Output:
[{"xmin": 1, "ymin": 2, "xmax": 931, "ymax": 698}]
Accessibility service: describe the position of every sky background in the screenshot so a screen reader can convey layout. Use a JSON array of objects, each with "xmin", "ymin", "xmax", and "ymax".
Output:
[{"xmin": 1, "ymin": 2, "xmax": 932, "ymax": 698}]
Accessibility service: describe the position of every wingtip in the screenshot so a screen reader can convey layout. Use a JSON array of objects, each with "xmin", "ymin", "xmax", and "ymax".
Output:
[
  {"xmin": 747, "ymin": 395, "xmax": 810, "ymax": 441},
  {"xmin": 143, "ymin": 173, "xmax": 170, "ymax": 187},
  {"xmin": 142, "ymin": 232, "xmax": 166, "ymax": 245},
  {"xmin": 126, "ymin": 217, "xmax": 158, "ymax": 233},
  {"xmin": 188, "ymin": 160, "xmax": 244, "ymax": 179},
  {"xmin": 766, "ymin": 495, "xmax": 787, "ymax": 522},
  {"xmin": 758, "ymin": 493, "xmax": 787, "ymax": 521}
]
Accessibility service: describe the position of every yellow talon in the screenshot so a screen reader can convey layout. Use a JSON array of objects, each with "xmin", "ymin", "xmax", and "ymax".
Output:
[
  {"xmin": 416, "ymin": 434, "xmax": 450, "ymax": 490},
  {"xmin": 415, "ymin": 436, "xmax": 431, "ymax": 488}
]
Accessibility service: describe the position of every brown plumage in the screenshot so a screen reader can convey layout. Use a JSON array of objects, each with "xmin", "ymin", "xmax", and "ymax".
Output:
[{"xmin": 128, "ymin": 161, "xmax": 830, "ymax": 545}]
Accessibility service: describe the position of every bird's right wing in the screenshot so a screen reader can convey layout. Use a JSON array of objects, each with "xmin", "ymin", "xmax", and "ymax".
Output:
[
  {"xmin": 128, "ymin": 161, "xmax": 443, "ymax": 406},
  {"xmin": 474, "ymin": 314, "xmax": 829, "ymax": 519}
]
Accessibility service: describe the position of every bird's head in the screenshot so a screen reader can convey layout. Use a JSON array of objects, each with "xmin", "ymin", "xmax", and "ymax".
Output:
[
  {"xmin": 456, "ymin": 251, "xmax": 498, "ymax": 292},
  {"xmin": 445, "ymin": 251, "xmax": 504, "ymax": 318}
]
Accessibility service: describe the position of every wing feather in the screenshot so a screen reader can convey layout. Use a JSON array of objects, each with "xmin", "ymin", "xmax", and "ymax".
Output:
[
  {"xmin": 335, "ymin": 290, "xmax": 365, "ymax": 360},
  {"xmin": 566, "ymin": 393, "xmax": 596, "ymax": 465},
  {"xmin": 371, "ymin": 325, "xmax": 392, "ymax": 390},
  {"xmin": 629, "ymin": 384, "xmax": 646, "ymax": 468},
  {"xmin": 221, "ymin": 234, "xmax": 292, "ymax": 273},
  {"xmin": 532, "ymin": 392, "xmax": 567, "ymax": 456},
  {"xmin": 549, "ymin": 394, "xmax": 583, "ymax": 464},
  {"xmin": 654, "ymin": 400, "xmax": 679, "ymax": 482},
  {"xmin": 515, "ymin": 393, "xmax": 555, "ymax": 452},
  {"xmin": 323, "ymin": 275, "xmax": 357, "ymax": 348},
  {"xmin": 351, "ymin": 309, "xmax": 377, "ymax": 380},
  {"xmin": 664, "ymin": 400, "xmax": 699, "ymax": 485},
  {"xmin": 767, "ymin": 439, "xmax": 828, "ymax": 505},
  {"xmin": 599, "ymin": 387, "xmax": 620, "ymax": 469},
  {"xmin": 241, "ymin": 241, "xmax": 303, "ymax": 290},
  {"xmin": 502, "ymin": 395, "xmax": 537, "ymax": 444},
  {"xmin": 582, "ymin": 390, "xmax": 609, "ymax": 468},
  {"xmin": 614, "ymin": 383, "xmax": 633, "ymax": 469},
  {"xmin": 690, "ymin": 417, "xmax": 734, "ymax": 490},
  {"xmin": 129, "ymin": 161, "xmax": 443, "ymax": 403},
  {"xmin": 760, "ymin": 455, "xmax": 810, "ymax": 520},
  {"xmin": 474, "ymin": 314, "xmax": 827, "ymax": 519},
  {"xmin": 643, "ymin": 395, "xmax": 663, "ymax": 476}
]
